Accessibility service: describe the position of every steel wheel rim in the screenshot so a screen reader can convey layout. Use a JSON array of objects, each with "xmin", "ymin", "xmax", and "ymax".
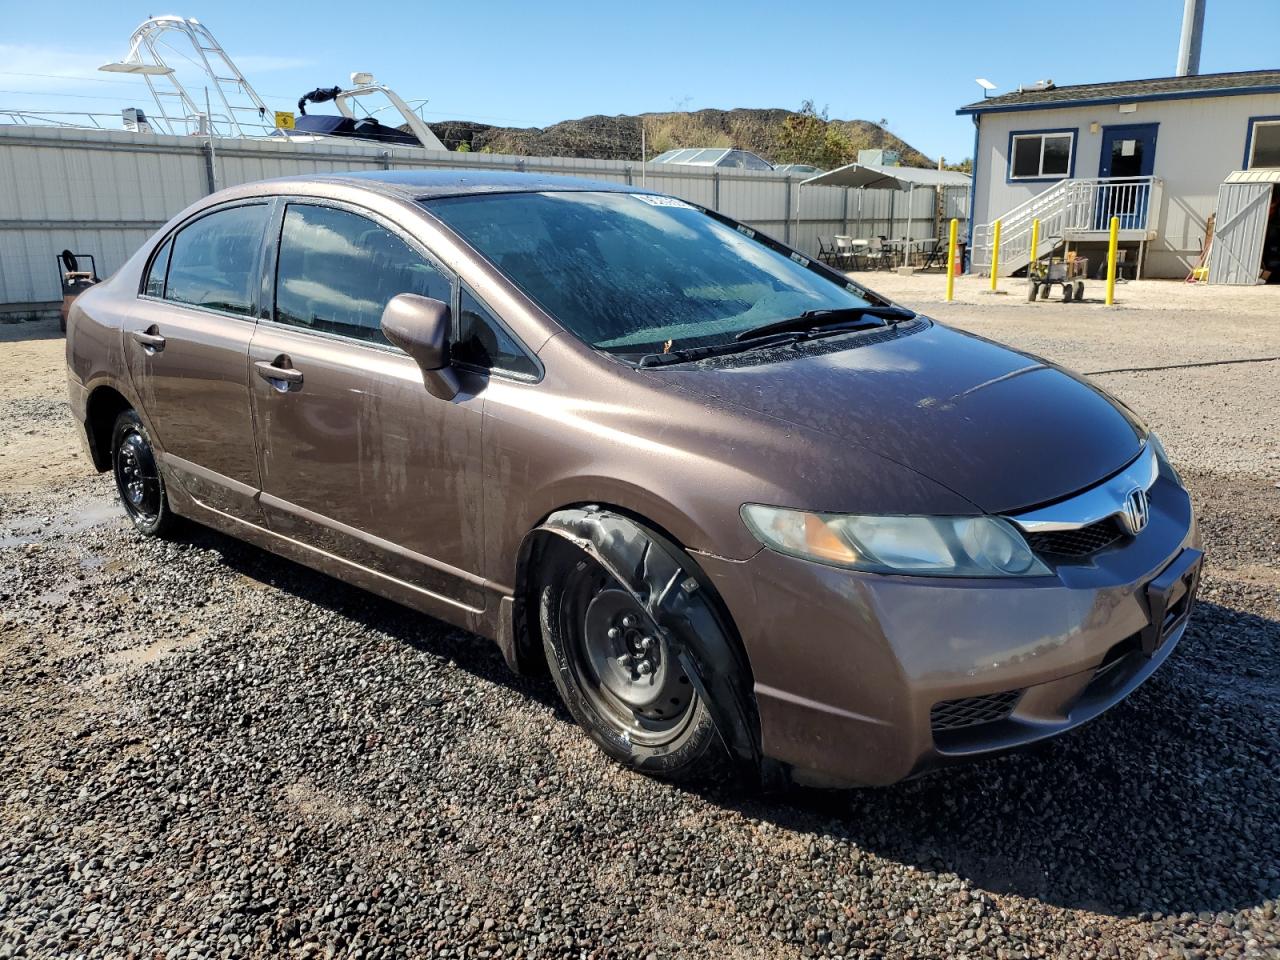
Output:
[
  {"xmin": 114, "ymin": 430, "xmax": 161, "ymax": 524},
  {"xmin": 563, "ymin": 570, "xmax": 696, "ymax": 747}
]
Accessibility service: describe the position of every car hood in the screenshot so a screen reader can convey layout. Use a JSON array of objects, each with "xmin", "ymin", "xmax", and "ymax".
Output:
[{"xmin": 640, "ymin": 320, "xmax": 1145, "ymax": 514}]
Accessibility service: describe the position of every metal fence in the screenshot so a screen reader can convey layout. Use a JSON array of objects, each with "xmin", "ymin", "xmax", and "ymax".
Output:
[{"xmin": 0, "ymin": 126, "xmax": 968, "ymax": 310}]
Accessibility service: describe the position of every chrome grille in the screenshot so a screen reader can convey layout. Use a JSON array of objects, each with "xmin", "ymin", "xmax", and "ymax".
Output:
[
  {"xmin": 1025, "ymin": 518, "xmax": 1125, "ymax": 558},
  {"xmin": 930, "ymin": 690, "xmax": 1021, "ymax": 732}
]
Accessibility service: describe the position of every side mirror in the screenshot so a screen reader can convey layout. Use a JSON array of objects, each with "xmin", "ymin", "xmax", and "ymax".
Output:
[{"xmin": 381, "ymin": 293, "xmax": 460, "ymax": 401}]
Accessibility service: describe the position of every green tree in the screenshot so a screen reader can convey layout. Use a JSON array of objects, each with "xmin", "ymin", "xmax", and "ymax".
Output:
[{"xmin": 774, "ymin": 100, "xmax": 857, "ymax": 169}]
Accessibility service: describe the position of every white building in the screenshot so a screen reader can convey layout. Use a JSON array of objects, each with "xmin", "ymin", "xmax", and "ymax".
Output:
[{"xmin": 960, "ymin": 69, "xmax": 1280, "ymax": 281}]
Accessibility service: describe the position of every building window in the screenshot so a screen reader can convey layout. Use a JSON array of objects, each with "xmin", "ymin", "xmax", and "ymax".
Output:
[
  {"xmin": 1247, "ymin": 119, "xmax": 1280, "ymax": 168},
  {"xmin": 1009, "ymin": 131, "xmax": 1074, "ymax": 180}
]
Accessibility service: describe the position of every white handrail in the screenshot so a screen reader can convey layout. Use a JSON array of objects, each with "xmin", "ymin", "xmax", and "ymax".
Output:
[{"xmin": 973, "ymin": 177, "xmax": 1158, "ymax": 275}]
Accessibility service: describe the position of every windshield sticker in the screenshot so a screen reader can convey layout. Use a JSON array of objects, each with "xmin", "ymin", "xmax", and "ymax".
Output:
[
  {"xmin": 632, "ymin": 194, "xmax": 695, "ymax": 209},
  {"xmin": 789, "ymin": 252, "xmax": 811, "ymax": 267},
  {"xmin": 736, "ymin": 225, "xmax": 756, "ymax": 238}
]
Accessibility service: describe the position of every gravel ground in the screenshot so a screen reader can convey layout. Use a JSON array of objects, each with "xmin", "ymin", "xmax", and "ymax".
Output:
[{"xmin": 1, "ymin": 287, "xmax": 1278, "ymax": 959}]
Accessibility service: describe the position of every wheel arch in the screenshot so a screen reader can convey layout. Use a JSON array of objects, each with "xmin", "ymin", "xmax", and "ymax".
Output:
[
  {"xmin": 84, "ymin": 383, "xmax": 135, "ymax": 472},
  {"xmin": 513, "ymin": 502, "xmax": 764, "ymax": 774}
]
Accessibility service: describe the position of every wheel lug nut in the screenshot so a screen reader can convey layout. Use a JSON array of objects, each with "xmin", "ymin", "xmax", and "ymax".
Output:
[
  {"xmin": 637, "ymin": 660, "xmax": 653, "ymax": 676},
  {"xmin": 621, "ymin": 615, "xmax": 637, "ymax": 628},
  {"xmin": 606, "ymin": 627, "xmax": 620, "ymax": 640},
  {"xmin": 637, "ymin": 636, "xmax": 652, "ymax": 652}
]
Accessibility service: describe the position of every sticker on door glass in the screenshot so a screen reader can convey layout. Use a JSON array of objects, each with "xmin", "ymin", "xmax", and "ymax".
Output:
[
  {"xmin": 632, "ymin": 194, "xmax": 695, "ymax": 209},
  {"xmin": 1121, "ymin": 139, "xmax": 1137, "ymax": 157}
]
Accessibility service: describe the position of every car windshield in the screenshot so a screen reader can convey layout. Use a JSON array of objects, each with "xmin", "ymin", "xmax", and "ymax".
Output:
[{"xmin": 423, "ymin": 191, "xmax": 871, "ymax": 357}]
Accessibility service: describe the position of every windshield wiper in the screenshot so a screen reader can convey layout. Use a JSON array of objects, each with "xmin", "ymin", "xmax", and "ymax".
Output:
[
  {"xmin": 636, "ymin": 330, "xmax": 806, "ymax": 367},
  {"xmin": 636, "ymin": 304, "xmax": 917, "ymax": 368},
  {"xmin": 732, "ymin": 305, "xmax": 915, "ymax": 342}
]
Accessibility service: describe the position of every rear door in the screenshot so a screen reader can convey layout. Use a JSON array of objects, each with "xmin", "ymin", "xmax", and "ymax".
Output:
[
  {"xmin": 125, "ymin": 201, "xmax": 270, "ymax": 523},
  {"xmin": 248, "ymin": 199, "xmax": 489, "ymax": 611}
]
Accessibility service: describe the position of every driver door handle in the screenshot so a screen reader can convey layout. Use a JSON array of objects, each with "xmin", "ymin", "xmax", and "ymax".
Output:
[
  {"xmin": 254, "ymin": 358, "xmax": 304, "ymax": 389},
  {"xmin": 130, "ymin": 327, "xmax": 166, "ymax": 352}
]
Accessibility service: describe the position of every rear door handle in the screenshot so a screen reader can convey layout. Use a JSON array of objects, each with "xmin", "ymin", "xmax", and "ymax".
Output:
[
  {"xmin": 254, "ymin": 358, "xmax": 304, "ymax": 390},
  {"xmin": 130, "ymin": 326, "xmax": 166, "ymax": 352}
]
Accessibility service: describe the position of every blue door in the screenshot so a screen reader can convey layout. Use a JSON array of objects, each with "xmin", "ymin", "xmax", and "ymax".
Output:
[{"xmin": 1096, "ymin": 123, "xmax": 1158, "ymax": 229}]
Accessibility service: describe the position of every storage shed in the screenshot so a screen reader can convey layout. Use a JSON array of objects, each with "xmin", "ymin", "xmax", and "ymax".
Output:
[{"xmin": 1208, "ymin": 169, "xmax": 1280, "ymax": 285}]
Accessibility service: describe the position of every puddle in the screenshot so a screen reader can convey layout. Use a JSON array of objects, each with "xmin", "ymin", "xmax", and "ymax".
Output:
[{"xmin": 0, "ymin": 498, "xmax": 122, "ymax": 549}]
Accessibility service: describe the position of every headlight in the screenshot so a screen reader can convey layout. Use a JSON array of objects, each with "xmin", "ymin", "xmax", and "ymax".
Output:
[
  {"xmin": 741, "ymin": 504, "xmax": 1051, "ymax": 577},
  {"xmin": 1147, "ymin": 432, "xmax": 1182, "ymax": 484}
]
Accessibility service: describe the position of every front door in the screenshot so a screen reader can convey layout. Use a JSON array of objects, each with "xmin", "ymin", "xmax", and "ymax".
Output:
[
  {"xmin": 1096, "ymin": 124, "xmax": 1158, "ymax": 229},
  {"xmin": 124, "ymin": 201, "xmax": 271, "ymax": 523},
  {"xmin": 248, "ymin": 200, "xmax": 488, "ymax": 613}
]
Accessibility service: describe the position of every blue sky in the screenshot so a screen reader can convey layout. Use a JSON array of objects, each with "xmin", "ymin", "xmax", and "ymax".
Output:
[{"xmin": 1, "ymin": 0, "xmax": 1277, "ymax": 162}]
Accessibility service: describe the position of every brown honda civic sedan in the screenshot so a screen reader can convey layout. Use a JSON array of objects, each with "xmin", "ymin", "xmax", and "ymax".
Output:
[{"xmin": 66, "ymin": 170, "xmax": 1202, "ymax": 788}]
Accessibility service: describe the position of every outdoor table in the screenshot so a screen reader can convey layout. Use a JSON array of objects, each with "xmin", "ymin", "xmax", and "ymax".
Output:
[{"xmin": 881, "ymin": 239, "xmax": 909, "ymax": 268}]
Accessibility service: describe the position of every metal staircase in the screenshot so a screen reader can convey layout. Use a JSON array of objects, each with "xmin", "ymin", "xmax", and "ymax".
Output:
[{"xmin": 972, "ymin": 177, "xmax": 1161, "ymax": 276}]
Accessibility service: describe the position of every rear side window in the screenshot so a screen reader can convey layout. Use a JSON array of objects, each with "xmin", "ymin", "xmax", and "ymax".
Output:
[
  {"xmin": 274, "ymin": 204, "xmax": 451, "ymax": 345},
  {"xmin": 164, "ymin": 204, "xmax": 269, "ymax": 316},
  {"xmin": 144, "ymin": 236, "xmax": 173, "ymax": 298},
  {"xmin": 453, "ymin": 287, "xmax": 538, "ymax": 379}
]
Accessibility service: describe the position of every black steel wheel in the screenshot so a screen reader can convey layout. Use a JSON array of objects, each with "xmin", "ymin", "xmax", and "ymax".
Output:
[
  {"xmin": 111, "ymin": 409, "xmax": 176, "ymax": 537},
  {"xmin": 538, "ymin": 544, "xmax": 724, "ymax": 780},
  {"xmin": 573, "ymin": 582, "xmax": 697, "ymax": 745}
]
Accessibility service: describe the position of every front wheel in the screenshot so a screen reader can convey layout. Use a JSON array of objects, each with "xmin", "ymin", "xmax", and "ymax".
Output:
[
  {"xmin": 538, "ymin": 546, "xmax": 725, "ymax": 781},
  {"xmin": 111, "ymin": 409, "xmax": 178, "ymax": 537}
]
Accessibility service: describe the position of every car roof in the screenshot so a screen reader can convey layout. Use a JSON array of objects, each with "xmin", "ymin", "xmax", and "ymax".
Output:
[{"xmin": 259, "ymin": 169, "xmax": 651, "ymax": 201}]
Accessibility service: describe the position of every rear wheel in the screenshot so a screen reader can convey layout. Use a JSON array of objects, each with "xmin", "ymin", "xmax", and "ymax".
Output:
[
  {"xmin": 538, "ymin": 545, "xmax": 724, "ymax": 781},
  {"xmin": 111, "ymin": 409, "xmax": 177, "ymax": 537}
]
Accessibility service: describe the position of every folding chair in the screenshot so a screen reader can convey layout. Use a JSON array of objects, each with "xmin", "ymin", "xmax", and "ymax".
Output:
[
  {"xmin": 832, "ymin": 236, "xmax": 855, "ymax": 270},
  {"xmin": 921, "ymin": 239, "xmax": 946, "ymax": 271},
  {"xmin": 816, "ymin": 236, "xmax": 837, "ymax": 266}
]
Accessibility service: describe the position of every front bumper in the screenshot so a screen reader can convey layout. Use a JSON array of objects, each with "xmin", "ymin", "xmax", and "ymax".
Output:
[{"xmin": 697, "ymin": 474, "xmax": 1200, "ymax": 787}]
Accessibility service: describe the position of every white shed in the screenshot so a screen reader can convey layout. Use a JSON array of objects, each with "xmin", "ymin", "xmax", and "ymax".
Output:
[{"xmin": 1208, "ymin": 169, "xmax": 1280, "ymax": 285}]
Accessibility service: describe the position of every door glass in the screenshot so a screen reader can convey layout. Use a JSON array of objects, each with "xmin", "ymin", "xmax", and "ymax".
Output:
[
  {"xmin": 453, "ymin": 287, "xmax": 538, "ymax": 379},
  {"xmin": 274, "ymin": 204, "xmax": 451, "ymax": 345},
  {"xmin": 144, "ymin": 236, "xmax": 173, "ymax": 298},
  {"xmin": 164, "ymin": 204, "xmax": 269, "ymax": 316},
  {"xmin": 1110, "ymin": 138, "xmax": 1144, "ymax": 178}
]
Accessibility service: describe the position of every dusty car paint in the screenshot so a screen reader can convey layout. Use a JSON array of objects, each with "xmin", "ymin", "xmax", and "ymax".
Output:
[{"xmin": 67, "ymin": 170, "xmax": 1200, "ymax": 787}]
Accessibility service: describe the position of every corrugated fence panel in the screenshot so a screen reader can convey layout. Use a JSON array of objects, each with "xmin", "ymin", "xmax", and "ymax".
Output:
[
  {"xmin": 1208, "ymin": 180, "xmax": 1271, "ymax": 284},
  {"xmin": 0, "ymin": 126, "xmax": 968, "ymax": 307}
]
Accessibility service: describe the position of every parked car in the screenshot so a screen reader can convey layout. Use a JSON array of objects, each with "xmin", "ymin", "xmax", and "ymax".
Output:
[{"xmin": 66, "ymin": 171, "xmax": 1202, "ymax": 788}]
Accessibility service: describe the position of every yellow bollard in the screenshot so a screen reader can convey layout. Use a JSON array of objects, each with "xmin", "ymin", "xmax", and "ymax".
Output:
[
  {"xmin": 1029, "ymin": 218, "xmax": 1040, "ymax": 268},
  {"xmin": 989, "ymin": 219, "xmax": 1002, "ymax": 292},
  {"xmin": 945, "ymin": 218, "xmax": 958, "ymax": 302},
  {"xmin": 1105, "ymin": 215, "xmax": 1120, "ymax": 306}
]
